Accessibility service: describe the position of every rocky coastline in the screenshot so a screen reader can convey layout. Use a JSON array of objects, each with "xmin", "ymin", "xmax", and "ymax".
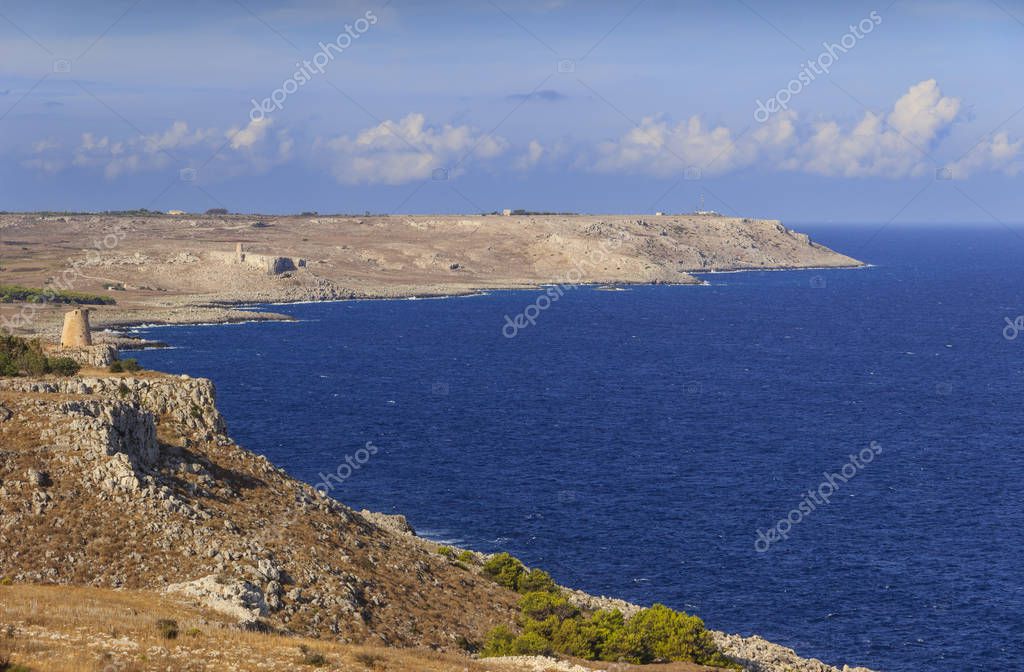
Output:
[
  {"xmin": 0, "ymin": 213, "xmax": 876, "ymax": 671},
  {"xmin": 0, "ymin": 365, "xmax": 879, "ymax": 672}
]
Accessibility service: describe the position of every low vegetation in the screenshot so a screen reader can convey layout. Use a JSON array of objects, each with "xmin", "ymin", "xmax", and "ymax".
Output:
[
  {"xmin": 297, "ymin": 645, "xmax": 327, "ymax": 667},
  {"xmin": 478, "ymin": 552, "xmax": 737, "ymax": 667},
  {"xmin": 0, "ymin": 336, "xmax": 80, "ymax": 378},
  {"xmin": 0, "ymin": 284, "xmax": 115, "ymax": 305},
  {"xmin": 155, "ymin": 619, "xmax": 178, "ymax": 640},
  {"xmin": 482, "ymin": 593, "xmax": 738, "ymax": 668},
  {"xmin": 482, "ymin": 553, "xmax": 556, "ymax": 593},
  {"xmin": 0, "ymin": 654, "xmax": 33, "ymax": 672},
  {"xmin": 108, "ymin": 358, "xmax": 141, "ymax": 373},
  {"xmin": 352, "ymin": 652, "xmax": 382, "ymax": 668}
]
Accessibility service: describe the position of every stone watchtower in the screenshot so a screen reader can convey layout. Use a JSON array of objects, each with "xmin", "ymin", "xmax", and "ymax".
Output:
[{"xmin": 60, "ymin": 308, "xmax": 92, "ymax": 347}]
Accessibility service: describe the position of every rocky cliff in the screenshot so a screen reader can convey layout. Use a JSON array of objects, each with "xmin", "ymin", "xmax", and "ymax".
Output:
[{"xmin": 0, "ymin": 372, "xmax": 519, "ymax": 646}]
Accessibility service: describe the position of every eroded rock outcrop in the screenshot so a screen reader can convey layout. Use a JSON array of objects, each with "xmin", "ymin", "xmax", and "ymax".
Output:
[
  {"xmin": 55, "ymin": 343, "xmax": 118, "ymax": 368},
  {"xmin": 0, "ymin": 372, "xmax": 519, "ymax": 646}
]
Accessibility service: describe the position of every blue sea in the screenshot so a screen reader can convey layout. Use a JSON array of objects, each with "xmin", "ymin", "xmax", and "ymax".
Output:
[{"xmin": 131, "ymin": 225, "xmax": 1024, "ymax": 672}]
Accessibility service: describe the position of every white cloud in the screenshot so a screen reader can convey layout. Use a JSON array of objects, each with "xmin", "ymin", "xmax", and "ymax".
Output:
[
  {"xmin": 320, "ymin": 113, "xmax": 509, "ymax": 185},
  {"xmin": 220, "ymin": 122, "xmax": 294, "ymax": 177},
  {"xmin": 21, "ymin": 80, "xmax": 1021, "ymax": 185},
  {"xmin": 229, "ymin": 118, "xmax": 271, "ymax": 150},
  {"xmin": 587, "ymin": 79, "xmax": 978, "ymax": 180},
  {"xmin": 944, "ymin": 131, "xmax": 1023, "ymax": 179},
  {"xmin": 70, "ymin": 122, "xmax": 219, "ymax": 179},
  {"xmin": 787, "ymin": 79, "xmax": 960, "ymax": 178},
  {"xmin": 145, "ymin": 121, "xmax": 216, "ymax": 152},
  {"xmin": 589, "ymin": 112, "xmax": 795, "ymax": 176},
  {"xmin": 22, "ymin": 157, "xmax": 66, "ymax": 174},
  {"xmin": 515, "ymin": 139, "xmax": 546, "ymax": 170},
  {"xmin": 32, "ymin": 138, "xmax": 61, "ymax": 153},
  {"xmin": 31, "ymin": 120, "xmax": 284, "ymax": 180}
]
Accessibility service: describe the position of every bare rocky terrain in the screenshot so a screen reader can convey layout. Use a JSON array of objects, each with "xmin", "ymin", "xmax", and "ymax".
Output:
[{"xmin": 0, "ymin": 212, "xmax": 861, "ymax": 337}]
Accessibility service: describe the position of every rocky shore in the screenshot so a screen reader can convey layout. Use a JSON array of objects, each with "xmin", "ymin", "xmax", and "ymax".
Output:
[{"xmin": 0, "ymin": 212, "xmax": 875, "ymax": 671}]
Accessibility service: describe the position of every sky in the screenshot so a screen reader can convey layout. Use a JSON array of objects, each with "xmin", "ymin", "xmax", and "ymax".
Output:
[{"xmin": 1, "ymin": 0, "xmax": 1022, "ymax": 223}]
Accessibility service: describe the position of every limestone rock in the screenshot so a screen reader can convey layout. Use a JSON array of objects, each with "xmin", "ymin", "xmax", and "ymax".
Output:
[
  {"xmin": 57, "ymin": 344, "xmax": 118, "ymax": 368},
  {"xmin": 359, "ymin": 510, "xmax": 416, "ymax": 536},
  {"xmin": 166, "ymin": 574, "xmax": 269, "ymax": 621}
]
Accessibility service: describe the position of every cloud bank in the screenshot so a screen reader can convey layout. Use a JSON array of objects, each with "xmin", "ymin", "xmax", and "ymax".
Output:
[
  {"xmin": 318, "ymin": 113, "xmax": 508, "ymax": 185},
  {"xmin": 21, "ymin": 80, "xmax": 1021, "ymax": 185}
]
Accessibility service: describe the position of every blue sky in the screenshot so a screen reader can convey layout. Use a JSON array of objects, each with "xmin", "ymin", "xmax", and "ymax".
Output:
[{"xmin": 1, "ymin": 0, "xmax": 1022, "ymax": 223}]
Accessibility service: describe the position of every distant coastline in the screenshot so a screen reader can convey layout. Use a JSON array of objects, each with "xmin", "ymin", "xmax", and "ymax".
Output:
[{"xmin": 0, "ymin": 212, "xmax": 862, "ymax": 343}]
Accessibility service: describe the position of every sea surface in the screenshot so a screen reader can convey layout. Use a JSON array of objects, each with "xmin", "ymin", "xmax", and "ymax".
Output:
[{"xmin": 131, "ymin": 225, "xmax": 1024, "ymax": 672}]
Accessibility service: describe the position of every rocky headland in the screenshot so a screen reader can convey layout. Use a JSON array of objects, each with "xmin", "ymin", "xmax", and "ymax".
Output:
[{"xmin": 0, "ymin": 212, "xmax": 862, "ymax": 339}]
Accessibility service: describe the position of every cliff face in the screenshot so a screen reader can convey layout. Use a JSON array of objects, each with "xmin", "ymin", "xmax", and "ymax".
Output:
[{"xmin": 0, "ymin": 372, "xmax": 518, "ymax": 648}]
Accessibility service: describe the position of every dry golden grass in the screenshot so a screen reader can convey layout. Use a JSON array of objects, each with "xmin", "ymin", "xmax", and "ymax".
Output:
[{"xmin": 0, "ymin": 584, "xmax": 520, "ymax": 672}]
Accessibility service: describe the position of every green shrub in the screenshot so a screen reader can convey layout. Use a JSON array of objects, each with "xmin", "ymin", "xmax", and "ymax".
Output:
[
  {"xmin": 0, "ymin": 284, "xmax": 115, "ymax": 305},
  {"xmin": 0, "ymin": 336, "xmax": 80, "ymax": 378},
  {"xmin": 481, "ymin": 600, "xmax": 737, "ymax": 668},
  {"xmin": 518, "ymin": 568, "xmax": 557, "ymax": 593},
  {"xmin": 482, "ymin": 553, "xmax": 557, "ymax": 593},
  {"xmin": 121, "ymin": 358, "xmax": 141, "ymax": 372},
  {"xmin": 0, "ymin": 336, "xmax": 48, "ymax": 376},
  {"xmin": 437, "ymin": 546, "xmax": 455, "ymax": 558},
  {"xmin": 510, "ymin": 631, "xmax": 551, "ymax": 656},
  {"xmin": 521, "ymin": 614, "xmax": 560, "ymax": 642},
  {"xmin": 109, "ymin": 361, "xmax": 123, "ymax": 373},
  {"xmin": 609, "ymin": 604, "xmax": 734, "ymax": 666},
  {"xmin": 480, "ymin": 625, "xmax": 516, "ymax": 657},
  {"xmin": 482, "ymin": 553, "xmax": 525, "ymax": 590},
  {"xmin": 518, "ymin": 591, "xmax": 577, "ymax": 621},
  {"xmin": 47, "ymin": 357, "xmax": 80, "ymax": 377},
  {"xmin": 457, "ymin": 550, "xmax": 477, "ymax": 564},
  {"xmin": 551, "ymin": 613, "xmax": 620, "ymax": 659}
]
